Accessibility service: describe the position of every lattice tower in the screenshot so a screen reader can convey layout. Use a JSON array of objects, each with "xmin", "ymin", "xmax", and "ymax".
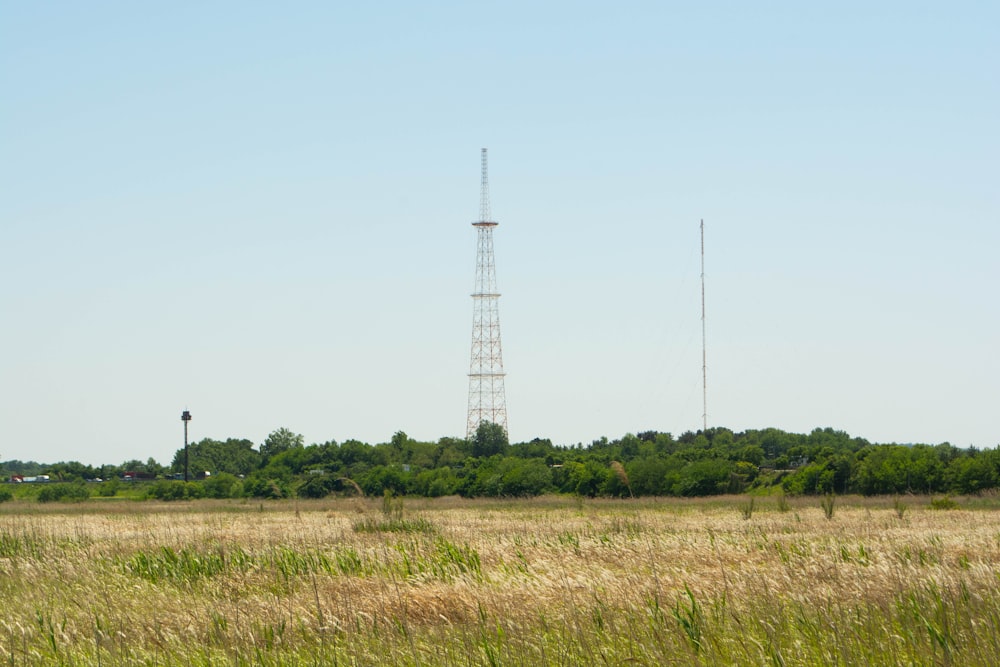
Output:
[{"xmin": 466, "ymin": 148, "xmax": 508, "ymax": 439}]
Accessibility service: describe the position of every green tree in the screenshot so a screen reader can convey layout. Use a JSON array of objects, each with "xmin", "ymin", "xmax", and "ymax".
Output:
[
  {"xmin": 566, "ymin": 460, "xmax": 610, "ymax": 497},
  {"xmin": 498, "ymin": 459, "xmax": 552, "ymax": 496},
  {"xmin": 172, "ymin": 438, "xmax": 260, "ymax": 477},
  {"xmin": 907, "ymin": 445, "xmax": 946, "ymax": 493},
  {"xmin": 118, "ymin": 459, "xmax": 157, "ymax": 475},
  {"xmin": 854, "ymin": 446, "xmax": 909, "ymax": 495},
  {"xmin": 736, "ymin": 445, "xmax": 765, "ymax": 467},
  {"xmin": 203, "ymin": 472, "xmax": 241, "ymax": 498},
  {"xmin": 296, "ymin": 473, "xmax": 338, "ymax": 499},
  {"xmin": 946, "ymin": 455, "xmax": 996, "ymax": 495},
  {"xmin": 675, "ymin": 459, "xmax": 733, "ymax": 496},
  {"xmin": 357, "ymin": 465, "xmax": 407, "ymax": 496},
  {"xmin": 509, "ymin": 438, "xmax": 555, "ymax": 460},
  {"xmin": 242, "ymin": 475, "xmax": 289, "ymax": 499},
  {"xmin": 260, "ymin": 428, "xmax": 305, "ymax": 463},
  {"xmin": 44, "ymin": 461, "xmax": 99, "ymax": 482},
  {"xmin": 146, "ymin": 480, "xmax": 205, "ymax": 501},
  {"xmin": 471, "ymin": 421, "xmax": 508, "ymax": 458},
  {"xmin": 336, "ymin": 439, "xmax": 372, "ymax": 466},
  {"xmin": 37, "ymin": 483, "xmax": 90, "ymax": 503},
  {"xmin": 627, "ymin": 456, "xmax": 671, "ymax": 496},
  {"xmin": 461, "ymin": 457, "xmax": 552, "ymax": 497},
  {"xmin": 783, "ymin": 462, "xmax": 831, "ymax": 495},
  {"xmin": 435, "ymin": 437, "xmax": 470, "ymax": 467},
  {"xmin": 730, "ymin": 461, "xmax": 759, "ymax": 492},
  {"xmin": 410, "ymin": 467, "xmax": 461, "ymax": 497}
]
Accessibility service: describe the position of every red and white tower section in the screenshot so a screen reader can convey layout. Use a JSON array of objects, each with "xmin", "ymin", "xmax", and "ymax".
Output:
[{"xmin": 466, "ymin": 148, "xmax": 508, "ymax": 439}]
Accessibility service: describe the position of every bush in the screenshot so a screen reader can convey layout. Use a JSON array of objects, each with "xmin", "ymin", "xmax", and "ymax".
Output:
[
  {"xmin": 296, "ymin": 474, "xmax": 337, "ymax": 499},
  {"xmin": 95, "ymin": 479, "xmax": 121, "ymax": 497},
  {"xmin": 775, "ymin": 489, "xmax": 790, "ymax": 512},
  {"xmin": 893, "ymin": 496, "xmax": 907, "ymax": 519},
  {"xmin": 821, "ymin": 493, "xmax": 836, "ymax": 520},
  {"xmin": 145, "ymin": 481, "xmax": 205, "ymax": 501},
  {"xmin": 203, "ymin": 473, "xmax": 240, "ymax": 499},
  {"xmin": 243, "ymin": 476, "xmax": 289, "ymax": 499},
  {"xmin": 675, "ymin": 459, "xmax": 733, "ymax": 496},
  {"xmin": 410, "ymin": 468, "xmax": 461, "ymax": 497},
  {"xmin": 0, "ymin": 488, "xmax": 12, "ymax": 503},
  {"xmin": 37, "ymin": 483, "xmax": 90, "ymax": 503},
  {"xmin": 357, "ymin": 466, "xmax": 407, "ymax": 497},
  {"xmin": 930, "ymin": 496, "xmax": 960, "ymax": 510},
  {"xmin": 499, "ymin": 459, "xmax": 553, "ymax": 497}
]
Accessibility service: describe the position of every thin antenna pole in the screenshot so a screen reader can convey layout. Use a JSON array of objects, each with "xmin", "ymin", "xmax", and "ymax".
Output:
[
  {"xmin": 479, "ymin": 148, "xmax": 491, "ymax": 222},
  {"xmin": 181, "ymin": 409, "xmax": 192, "ymax": 482},
  {"xmin": 700, "ymin": 220, "xmax": 707, "ymax": 433}
]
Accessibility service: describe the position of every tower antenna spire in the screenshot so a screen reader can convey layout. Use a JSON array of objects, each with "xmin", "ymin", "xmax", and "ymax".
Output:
[
  {"xmin": 700, "ymin": 219, "xmax": 708, "ymax": 433},
  {"xmin": 479, "ymin": 147, "xmax": 492, "ymax": 222},
  {"xmin": 466, "ymin": 148, "xmax": 508, "ymax": 439}
]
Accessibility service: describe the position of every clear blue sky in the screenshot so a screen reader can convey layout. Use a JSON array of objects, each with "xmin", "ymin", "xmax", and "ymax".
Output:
[{"xmin": 2, "ymin": 2, "xmax": 997, "ymax": 466}]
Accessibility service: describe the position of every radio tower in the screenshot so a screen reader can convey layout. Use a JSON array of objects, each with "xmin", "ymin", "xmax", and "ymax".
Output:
[
  {"xmin": 466, "ymin": 148, "xmax": 508, "ymax": 439},
  {"xmin": 700, "ymin": 219, "xmax": 708, "ymax": 433}
]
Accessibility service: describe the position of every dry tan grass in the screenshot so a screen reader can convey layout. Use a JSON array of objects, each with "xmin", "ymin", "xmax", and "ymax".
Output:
[{"xmin": 1, "ymin": 495, "xmax": 999, "ymax": 664}]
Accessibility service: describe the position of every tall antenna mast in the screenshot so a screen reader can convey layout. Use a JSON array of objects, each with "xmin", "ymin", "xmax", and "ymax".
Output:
[
  {"xmin": 700, "ymin": 219, "xmax": 707, "ymax": 433},
  {"xmin": 466, "ymin": 148, "xmax": 508, "ymax": 439}
]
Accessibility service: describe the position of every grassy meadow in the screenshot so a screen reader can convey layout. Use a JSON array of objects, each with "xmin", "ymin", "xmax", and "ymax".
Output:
[{"xmin": 1, "ymin": 494, "xmax": 1000, "ymax": 665}]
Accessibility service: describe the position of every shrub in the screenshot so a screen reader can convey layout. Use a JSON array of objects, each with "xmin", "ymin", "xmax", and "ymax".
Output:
[
  {"xmin": 352, "ymin": 516, "xmax": 435, "ymax": 534},
  {"xmin": 357, "ymin": 466, "xmax": 407, "ymax": 496},
  {"xmin": 893, "ymin": 496, "xmax": 908, "ymax": 519},
  {"xmin": 464, "ymin": 458, "xmax": 554, "ymax": 497},
  {"xmin": 203, "ymin": 473, "xmax": 240, "ymax": 499},
  {"xmin": 296, "ymin": 474, "xmax": 336, "ymax": 499},
  {"xmin": 409, "ymin": 468, "xmax": 460, "ymax": 497},
  {"xmin": 95, "ymin": 479, "xmax": 121, "ymax": 497},
  {"xmin": 37, "ymin": 483, "xmax": 90, "ymax": 503},
  {"xmin": 499, "ymin": 459, "xmax": 553, "ymax": 497},
  {"xmin": 675, "ymin": 459, "xmax": 733, "ymax": 496},
  {"xmin": 146, "ymin": 481, "xmax": 205, "ymax": 501},
  {"xmin": 821, "ymin": 493, "xmax": 836, "ymax": 520},
  {"xmin": 243, "ymin": 476, "xmax": 289, "ymax": 499},
  {"xmin": 775, "ymin": 490, "xmax": 790, "ymax": 513},
  {"xmin": 352, "ymin": 491, "xmax": 435, "ymax": 534},
  {"xmin": 0, "ymin": 488, "xmax": 12, "ymax": 503},
  {"xmin": 930, "ymin": 496, "xmax": 960, "ymax": 510}
]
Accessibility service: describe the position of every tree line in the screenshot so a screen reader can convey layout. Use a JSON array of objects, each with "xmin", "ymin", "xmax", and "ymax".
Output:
[{"xmin": 2, "ymin": 423, "xmax": 998, "ymax": 501}]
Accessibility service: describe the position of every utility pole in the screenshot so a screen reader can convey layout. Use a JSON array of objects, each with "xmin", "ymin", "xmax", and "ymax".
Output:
[{"xmin": 181, "ymin": 410, "xmax": 192, "ymax": 482}]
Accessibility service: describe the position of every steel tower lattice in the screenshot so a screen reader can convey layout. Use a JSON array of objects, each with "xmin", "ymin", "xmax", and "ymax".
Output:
[{"xmin": 466, "ymin": 148, "xmax": 508, "ymax": 439}]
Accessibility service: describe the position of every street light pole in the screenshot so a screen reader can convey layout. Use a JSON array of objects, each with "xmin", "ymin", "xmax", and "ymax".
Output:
[{"xmin": 181, "ymin": 410, "xmax": 192, "ymax": 482}]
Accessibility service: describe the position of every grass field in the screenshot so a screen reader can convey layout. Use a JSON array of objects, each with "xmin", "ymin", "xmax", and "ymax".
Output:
[{"xmin": 1, "ymin": 493, "xmax": 999, "ymax": 665}]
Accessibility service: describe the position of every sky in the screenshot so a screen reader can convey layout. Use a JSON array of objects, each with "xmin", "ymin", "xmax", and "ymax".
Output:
[{"xmin": 1, "ymin": 1, "xmax": 997, "ymax": 466}]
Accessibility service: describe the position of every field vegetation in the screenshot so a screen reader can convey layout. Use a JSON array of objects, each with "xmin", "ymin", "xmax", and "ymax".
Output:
[
  {"xmin": 2, "ymin": 494, "xmax": 1000, "ymax": 665},
  {"xmin": 4, "ymin": 424, "xmax": 1000, "ymax": 504}
]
